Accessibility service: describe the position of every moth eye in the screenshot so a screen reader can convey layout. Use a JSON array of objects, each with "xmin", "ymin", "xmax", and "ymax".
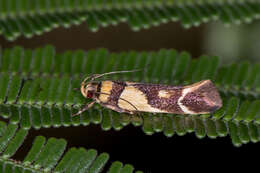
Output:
[{"xmin": 87, "ymin": 91, "xmax": 94, "ymax": 98}]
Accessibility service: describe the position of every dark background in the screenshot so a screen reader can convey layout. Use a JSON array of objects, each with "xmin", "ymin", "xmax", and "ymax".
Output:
[{"xmin": 0, "ymin": 21, "xmax": 259, "ymax": 172}]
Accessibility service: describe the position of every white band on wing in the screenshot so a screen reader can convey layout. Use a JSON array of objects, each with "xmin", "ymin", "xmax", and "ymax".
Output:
[{"xmin": 178, "ymin": 87, "xmax": 197, "ymax": 114}]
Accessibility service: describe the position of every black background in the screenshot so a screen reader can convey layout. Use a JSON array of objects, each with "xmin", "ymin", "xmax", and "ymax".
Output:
[{"xmin": 0, "ymin": 22, "xmax": 258, "ymax": 172}]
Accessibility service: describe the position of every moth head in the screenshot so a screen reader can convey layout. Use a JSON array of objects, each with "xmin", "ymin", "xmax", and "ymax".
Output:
[
  {"xmin": 80, "ymin": 70, "xmax": 141, "ymax": 99},
  {"xmin": 181, "ymin": 80, "xmax": 222, "ymax": 114},
  {"xmin": 81, "ymin": 82, "xmax": 98, "ymax": 99}
]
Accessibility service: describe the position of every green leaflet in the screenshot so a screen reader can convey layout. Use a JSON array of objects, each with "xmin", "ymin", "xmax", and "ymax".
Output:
[
  {"xmin": 0, "ymin": 122, "xmax": 142, "ymax": 173},
  {"xmin": 0, "ymin": 1, "xmax": 259, "ymax": 40},
  {"xmin": 1, "ymin": 97, "xmax": 260, "ymax": 147},
  {"xmin": 1, "ymin": 45, "xmax": 260, "ymax": 147},
  {"xmin": 1, "ymin": 46, "xmax": 260, "ymax": 99}
]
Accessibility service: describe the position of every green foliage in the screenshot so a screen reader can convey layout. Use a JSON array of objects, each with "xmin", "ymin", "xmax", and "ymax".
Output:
[
  {"xmin": 1, "ymin": 101, "xmax": 260, "ymax": 147},
  {"xmin": 1, "ymin": 45, "xmax": 260, "ymax": 147},
  {"xmin": 0, "ymin": 121, "xmax": 142, "ymax": 173},
  {"xmin": 0, "ymin": 0, "xmax": 260, "ymax": 40},
  {"xmin": 1, "ymin": 45, "xmax": 259, "ymax": 99}
]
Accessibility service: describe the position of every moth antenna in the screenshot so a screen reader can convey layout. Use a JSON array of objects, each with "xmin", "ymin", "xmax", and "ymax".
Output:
[
  {"xmin": 95, "ymin": 91, "xmax": 139, "ymax": 111},
  {"xmin": 118, "ymin": 97, "xmax": 139, "ymax": 112},
  {"xmin": 73, "ymin": 88, "xmax": 80, "ymax": 91},
  {"xmin": 82, "ymin": 69, "xmax": 143, "ymax": 86}
]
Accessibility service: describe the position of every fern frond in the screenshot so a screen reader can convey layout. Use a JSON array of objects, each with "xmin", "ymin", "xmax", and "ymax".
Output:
[
  {"xmin": 1, "ymin": 45, "xmax": 259, "ymax": 99},
  {"xmin": 0, "ymin": 1, "xmax": 260, "ymax": 40},
  {"xmin": 1, "ymin": 46, "xmax": 260, "ymax": 146},
  {"xmin": 0, "ymin": 121, "xmax": 142, "ymax": 173},
  {"xmin": 1, "ymin": 96, "xmax": 260, "ymax": 147},
  {"xmin": 127, "ymin": 111, "xmax": 260, "ymax": 147}
]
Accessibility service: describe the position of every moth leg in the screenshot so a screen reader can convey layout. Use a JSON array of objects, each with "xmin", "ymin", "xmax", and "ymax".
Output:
[
  {"xmin": 129, "ymin": 111, "xmax": 144, "ymax": 124},
  {"xmin": 100, "ymin": 103, "xmax": 144, "ymax": 123},
  {"xmin": 99, "ymin": 103, "xmax": 134, "ymax": 114},
  {"xmin": 116, "ymin": 108, "xmax": 135, "ymax": 114},
  {"xmin": 72, "ymin": 101, "xmax": 95, "ymax": 117}
]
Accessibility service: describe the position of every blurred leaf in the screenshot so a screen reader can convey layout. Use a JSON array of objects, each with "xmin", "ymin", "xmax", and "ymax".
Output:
[
  {"xmin": 0, "ymin": 1, "xmax": 260, "ymax": 40},
  {"xmin": 0, "ymin": 122, "xmax": 142, "ymax": 173}
]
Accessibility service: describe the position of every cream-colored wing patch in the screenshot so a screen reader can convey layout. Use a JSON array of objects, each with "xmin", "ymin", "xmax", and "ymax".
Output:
[
  {"xmin": 99, "ymin": 81, "xmax": 113, "ymax": 103},
  {"xmin": 118, "ymin": 86, "xmax": 166, "ymax": 113},
  {"xmin": 158, "ymin": 90, "xmax": 171, "ymax": 98}
]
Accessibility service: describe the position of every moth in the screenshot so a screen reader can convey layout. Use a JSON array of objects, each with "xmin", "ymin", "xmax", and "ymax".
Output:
[{"xmin": 74, "ymin": 70, "xmax": 222, "ymax": 116}]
